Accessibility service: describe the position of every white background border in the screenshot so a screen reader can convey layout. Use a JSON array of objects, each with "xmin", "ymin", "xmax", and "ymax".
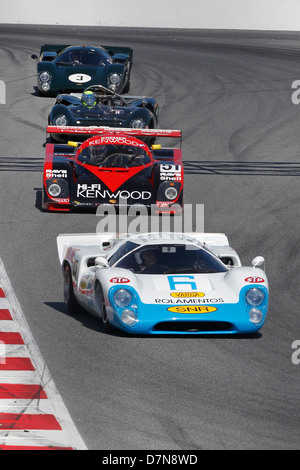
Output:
[{"xmin": 1, "ymin": 0, "xmax": 300, "ymax": 30}]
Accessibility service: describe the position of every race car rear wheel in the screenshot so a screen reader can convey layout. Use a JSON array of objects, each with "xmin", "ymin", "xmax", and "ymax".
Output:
[{"xmin": 64, "ymin": 264, "xmax": 78, "ymax": 314}]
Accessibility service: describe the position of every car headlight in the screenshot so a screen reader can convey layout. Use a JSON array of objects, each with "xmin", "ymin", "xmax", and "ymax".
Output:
[
  {"xmin": 39, "ymin": 71, "xmax": 51, "ymax": 82},
  {"xmin": 165, "ymin": 186, "xmax": 178, "ymax": 200},
  {"xmin": 41, "ymin": 82, "xmax": 51, "ymax": 92},
  {"xmin": 109, "ymin": 73, "xmax": 121, "ymax": 85},
  {"xmin": 113, "ymin": 289, "xmax": 132, "ymax": 308},
  {"xmin": 54, "ymin": 114, "xmax": 68, "ymax": 126},
  {"xmin": 48, "ymin": 183, "xmax": 62, "ymax": 197},
  {"xmin": 131, "ymin": 118, "xmax": 145, "ymax": 129},
  {"xmin": 121, "ymin": 309, "xmax": 138, "ymax": 327},
  {"xmin": 249, "ymin": 308, "xmax": 264, "ymax": 324},
  {"xmin": 246, "ymin": 288, "xmax": 265, "ymax": 307}
]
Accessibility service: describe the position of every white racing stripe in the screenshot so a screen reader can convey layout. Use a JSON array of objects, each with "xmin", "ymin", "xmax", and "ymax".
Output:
[{"xmin": 0, "ymin": 258, "xmax": 87, "ymax": 450}]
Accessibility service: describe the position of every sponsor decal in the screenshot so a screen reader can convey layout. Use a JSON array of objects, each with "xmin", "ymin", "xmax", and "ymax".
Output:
[
  {"xmin": 68, "ymin": 73, "xmax": 92, "ymax": 84},
  {"xmin": 77, "ymin": 183, "xmax": 151, "ymax": 200},
  {"xmin": 170, "ymin": 292, "xmax": 204, "ymax": 298},
  {"xmin": 50, "ymin": 198, "xmax": 70, "ymax": 203},
  {"xmin": 156, "ymin": 201, "xmax": 171, "ymax": 208},
  {"xmin": 79, "ymin": 280, "xmax": 87, "ymax": 292},
  {"xmin": 66, "ymin": 248, "xmax": 80, "ymax": 263},
  {"xmin": 167, "ymin": 306, "xmax": 217, "ymax": 314},
  {"xmin": 91, "ymin": 136, "xmax": 147, "ymax": 148},
  {"xmin": 110, "ymin": 277, "xmax": 130, "ymax": 284},
  {"xmin": 155, "ymin": 298, "xmax": 224, "ymax": 304},
  {"xmin": 46, "ymin": 169, "xmax": 67, "ymax": 179},
  {"xmin": 245, "ymin": 276, "xmax": 265, "ymax": 283},
  {"xmin": 160, "ymin": 164, "xmax": 182, "ymax": 181}
]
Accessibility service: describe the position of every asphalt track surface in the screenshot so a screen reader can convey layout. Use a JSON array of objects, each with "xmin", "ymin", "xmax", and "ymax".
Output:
[{"xmin": 0, "ymin": 24, "xmax": 300, "ymax": 450}]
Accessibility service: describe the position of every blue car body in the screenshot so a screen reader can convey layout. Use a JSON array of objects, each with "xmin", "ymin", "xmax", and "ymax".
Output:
[
  {"xmin": 57, "ymin": 232, "xmax": 269, "ymax": 336},
  {"xmin": 48, "ymin": 85, "xmax": 159, "ymax": 142}
]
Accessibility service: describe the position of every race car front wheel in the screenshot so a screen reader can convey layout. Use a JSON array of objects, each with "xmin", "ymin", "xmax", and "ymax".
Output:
[
  {"xmin": 64, "ymin": 264, "xmax": 78, "ymax": 314},
  {"xmin": 95, "ymin": 282, "xmax": 109, "ymax": 328}
]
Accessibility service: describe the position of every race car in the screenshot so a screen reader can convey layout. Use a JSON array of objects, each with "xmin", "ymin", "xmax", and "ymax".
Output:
[
  {"xmin": 48, "ymin": 85, "xmax": 159, "ymax": 142},
  {"xmin": 31, "ymin": 44, "xmax": 133, "ymax": 96},
  {"xmin": 43, "ymin": 125, "xmax": 183, "ymax": 212},
  {"xmin": 57, "ymin": 231, "xmax": 269, "ymax": 335}
]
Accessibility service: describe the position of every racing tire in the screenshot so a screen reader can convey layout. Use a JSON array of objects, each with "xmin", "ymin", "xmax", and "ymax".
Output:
[
  {"xmin": 64, "ymin": 264, "xmax": 78, "ymax": 314},
  {"xmin": 95, "ymin": 282, "xmax": 110, "ymax": 328},
  {"xmin": 123, "ymin": 79, "xmax": 130, "ymax": 94},
  {"xmin": 122, "ymin": 63, "xmax": 132, "ymax": 93}
]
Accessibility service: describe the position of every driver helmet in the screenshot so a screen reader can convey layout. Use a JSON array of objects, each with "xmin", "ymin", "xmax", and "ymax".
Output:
[
  {"xmin": 135, "ymin": 247, "xmax": 158, "ymax": 266},
  {"xmin": 81, "ymin": 90, "xmax": 97, "ymax": 109},
  {"xmin": 70, "ymin": 51, "xmax": 81, "ymax": 63}
]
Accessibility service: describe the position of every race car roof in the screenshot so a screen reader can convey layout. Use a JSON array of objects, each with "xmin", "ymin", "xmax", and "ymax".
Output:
[{"xmin": 57, "ymin": 232, "xmax": 229, "ymax": 264}]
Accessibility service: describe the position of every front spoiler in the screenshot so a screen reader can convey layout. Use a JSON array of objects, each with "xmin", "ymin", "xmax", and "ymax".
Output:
[
  {"xmin": 108, "ymin": 302, "xmax": 267, "ymax": 335},
  {"xmin": 43, "ymin": 200, "xmax": 182, "ymax": 214}
]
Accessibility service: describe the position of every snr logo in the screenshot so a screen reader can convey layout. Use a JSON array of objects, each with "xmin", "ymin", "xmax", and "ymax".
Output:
[{"xmin": 0, "ymin": 80, "xmax": 6, "ymax": 104}]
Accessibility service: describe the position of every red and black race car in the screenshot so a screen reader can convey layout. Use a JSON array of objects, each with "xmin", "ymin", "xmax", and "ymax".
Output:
[{"xmin": 43, "ymin": 126, "xmax": 183, "ymax": 212}]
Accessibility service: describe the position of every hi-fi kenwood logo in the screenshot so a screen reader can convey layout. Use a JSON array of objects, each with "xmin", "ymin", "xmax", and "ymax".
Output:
[{"xmin": 0, "ymin": 80, "xmax": 6, "ymax": 104}]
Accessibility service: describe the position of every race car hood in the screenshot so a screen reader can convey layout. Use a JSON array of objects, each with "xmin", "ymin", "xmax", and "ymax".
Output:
[
  {"xmin": 105, "ymin": 266, "xmax": 269, "ymax": 306},
  {"xmin": 72, "ymin": 164, "xmax": 154, "ymax": 204}
]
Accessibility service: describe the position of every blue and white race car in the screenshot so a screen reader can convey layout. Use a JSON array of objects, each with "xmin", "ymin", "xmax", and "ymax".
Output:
[{"xmin": 57, "ymin": 232, "xmax": 269, "ymax": 335}]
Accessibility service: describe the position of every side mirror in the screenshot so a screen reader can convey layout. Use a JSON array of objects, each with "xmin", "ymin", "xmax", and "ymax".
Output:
[
  {"xmin": 31, "ymin": 54, "xmax": 38, "ymax": 60},
  {"xmin": 251, "ymin": 256, "xmax": 265, "ymax": 269},
  {"xmin": 95, "ymin": 257, "xmax": 109, "ymax": 269}
]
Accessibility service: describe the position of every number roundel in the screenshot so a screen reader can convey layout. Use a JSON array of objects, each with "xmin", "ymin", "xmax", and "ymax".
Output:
[{"xmin": 68, "ymin": 73, "xmax": 92, "ymax": 83}]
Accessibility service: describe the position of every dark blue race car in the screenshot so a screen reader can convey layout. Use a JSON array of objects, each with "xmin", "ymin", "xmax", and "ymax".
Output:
[
  {"xmin": 48, "ymin": 85, "xmax": 159, "ymax": 142},
  {"xmin": 31, "ymin": 44, "xmax": 133, "ymax": 96}
]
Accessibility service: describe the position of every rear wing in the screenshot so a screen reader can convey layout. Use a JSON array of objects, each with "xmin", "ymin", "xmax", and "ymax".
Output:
[
  {"xmin": 184, "ymin": 233, "xmax": 229, "ymax": 246},
  {"xmin": 40, "ymin": 44, "xmax": 69, "ymax": 56},
  {"xmin": 47, "ymin": 125, "xmax": 182, "ymax": 139},
  {"xmin": 57, "ymin": 233, "xmax": 116, "ymax": 264},
  {"xmin": 57, "ymin": 232, "xmax": 233, "ymax": 265},
  {"xmin": 102, "ymin": 45, "xmax": 133, "ymax": 60}
]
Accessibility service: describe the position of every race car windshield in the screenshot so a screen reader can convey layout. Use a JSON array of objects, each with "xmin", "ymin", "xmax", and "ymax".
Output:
[
  {"xmin": 78, "ymin": 144, "xmax": 151, "ymax": 168},
  {"xmin": 113, "ymin": 244, "xmax": 229, "ymax": 274},
  {"xmin": 108, "ymin": 241, "xmax": 140, "ymax": 266},
  {"xmin": 56, "ymin": 48, "xmax": 111, "ymax": 66}
]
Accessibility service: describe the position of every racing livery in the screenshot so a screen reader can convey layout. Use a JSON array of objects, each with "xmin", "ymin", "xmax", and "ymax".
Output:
[
  {"xmin": 43, "ymin": 126, "xmax": 183, "ymax": 212},
  {"xmin": 31, "ymin": 44, "xmax": 133, "ymax": 96},
  {"xmin": 48, "ymin": 85, "xmax": 159, "ymax": 142},
  {"xmin": 57, "ymin": 232, "xmax": 269, "ymax": 335}
]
